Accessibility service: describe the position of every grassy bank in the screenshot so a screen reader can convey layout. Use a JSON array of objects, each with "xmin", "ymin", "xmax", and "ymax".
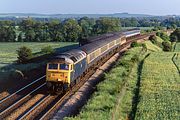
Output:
[{"xmin": 65, "ymin": 47, "xmax": 147, "ymax": 120}]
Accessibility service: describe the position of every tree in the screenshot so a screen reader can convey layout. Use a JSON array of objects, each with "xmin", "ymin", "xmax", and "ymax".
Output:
[
  {"xmin": 25, "ymin": 29, "xmax": 36, "ymax": 42},
  {"xmin": 170, "ymin": 34, "xmax": 178, "ymax": 42},
  {"xmin": 170, "ymin": 28, "xmax": 180, "ymax": 42},
  {"xmin": 48, "ymin": 20, "xmax": 64, "ymax": 42},
  {"xmin": 19, "ymin": 18, "xmax": 35, "ymax": 31},
  {"xmin": 17, "ymin": 46, "xmax": 32, "ymax": 63},
  {"xmin": 0, "ymin": 26, "xmax": 16, "ymax": 42},
  {"xmin": 41, "ymin": 46, "xmax": 54, "ymax": 54},
  {"xmin": 93, "ymin": 17, "xmax": 121, "ymax": 34},
  {"xmin": 162, "ymin": 41, "xmax": 172, "ymax": 52},
  {"xmin": 18, "ymin": 32, "xmax": 24, "ymax": 42},
  {"xmin": 78, "ymin": 17, "xmax": 95, "ymax": 39},
  {"xmin": 62, "ymin": 19, "xmax": 82, "ymax": 42}
]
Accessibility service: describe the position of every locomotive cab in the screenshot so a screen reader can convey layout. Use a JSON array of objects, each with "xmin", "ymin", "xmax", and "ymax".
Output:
[
  {"xmin": 46, "ymin": 49, "xmax": 87, "ymax": 93},
  {"xmin": 46, "ymin": 63, "xmax": 73, "ymax": 82},
  {"xmin": 46, "ymin": 58, "xmax": 74, "ymax": 92}
]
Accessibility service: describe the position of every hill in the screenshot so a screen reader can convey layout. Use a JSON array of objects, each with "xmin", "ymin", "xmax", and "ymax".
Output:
[{"xmin": 0, "ymin": 13, "xmax": 153, "ymax": 18}]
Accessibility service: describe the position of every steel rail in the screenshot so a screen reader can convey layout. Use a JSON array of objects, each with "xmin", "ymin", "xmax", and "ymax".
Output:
[
  {"xmin": 0, "ymin": 75, "xmax": 46, "ymax": 104},
  {"xmin": 0, "ymin": 83, "xmax": 46, "ymax": 118}
]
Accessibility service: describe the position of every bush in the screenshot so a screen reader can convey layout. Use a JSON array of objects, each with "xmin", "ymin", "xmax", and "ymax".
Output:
[
  {"xmin": 141, "ymin": 43, "xmax": 147, "ymax": 51},
  {"xmin": 170, "ymin": 34, "xmax": 178, "ymax": 42},
  {"xmin": 170, "ymin": 28, "xmax": 180, "ymax": 42},
  {"xmin": 17, "ymin": 46, "xmax": 32, "ymax": 63},
  {"xmin": 162, "ymin": 41, "xmax": 172, "ymax": 51},
  {"xmin": 41, "ymin": 46, "xmax": 54, "ymax": 54},
  {"xmin": 156, "ymin": 32, "xmax": 170, "ymax": 41},
  {"xmin": 131, "ymin": 41, "xmax": 139, "ymax": 47},
  {"xmin": 149, "ymin": 35, "xmax": 157, "ymax": 44}
]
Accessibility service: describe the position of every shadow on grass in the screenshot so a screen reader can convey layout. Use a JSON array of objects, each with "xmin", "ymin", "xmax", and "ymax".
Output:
[
  {"xmin": 28, "ymin": 44, "xmax": 79, "ymax": 63},
  {"xmin": 129, "ymin": 53, "xmax": 150, "ymax": 120}
]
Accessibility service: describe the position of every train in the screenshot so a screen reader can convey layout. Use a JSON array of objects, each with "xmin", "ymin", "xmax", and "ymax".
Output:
[{"xmin": 46, "ymin": 29, "xmax": 141, "ymax": 92}]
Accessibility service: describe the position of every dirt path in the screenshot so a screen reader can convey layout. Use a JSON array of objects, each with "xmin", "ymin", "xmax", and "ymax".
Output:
[{"xmin": 111, "ymin": 83, "xmax": 127, "ymax": 120}]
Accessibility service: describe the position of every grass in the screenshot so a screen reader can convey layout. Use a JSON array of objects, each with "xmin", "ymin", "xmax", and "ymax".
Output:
[
  {"xmin": 135, "ymin": 52, "xmax": 180, "ymax": 119},
  {"xmin": 156, "ymin": 36, "xmax": 164, "ymax": 43},
  {"xmin": 65, "ymin": 47, "xmax": 146, "ymax": 120},
  {"xmin": 0, "ymin": 42, "xmax": 77, "ymax": 67},
  {"xmin": 0, "ymin": 42, "xmax": 78, "ymax": 82},
  {"xmin": 144, "ymin": 41, "xmax": 162, "ymax": 52}
]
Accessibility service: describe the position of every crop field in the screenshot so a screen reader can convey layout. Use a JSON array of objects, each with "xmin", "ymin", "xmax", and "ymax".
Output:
[
  {"xmin": 0, "ymin": 42, "xmax": 78, "ymax": 68},
  {"xmin": 135, "ymin": 52, "xmax": 180, "ymax": 119}
]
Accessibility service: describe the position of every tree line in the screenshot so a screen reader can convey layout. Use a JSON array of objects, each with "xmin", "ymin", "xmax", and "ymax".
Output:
[
  {"xmin": 120, "ymin": 17, "xmax": 180, "ymax": 28},
  {"xmin": 0, "ymin": 17, "xmax": 121, "ymax": 42}
]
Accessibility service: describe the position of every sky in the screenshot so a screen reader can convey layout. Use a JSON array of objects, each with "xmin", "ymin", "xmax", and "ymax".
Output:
[{"xmin": 0, "ymin": 0, "xmax": 180, "ymax": 15}]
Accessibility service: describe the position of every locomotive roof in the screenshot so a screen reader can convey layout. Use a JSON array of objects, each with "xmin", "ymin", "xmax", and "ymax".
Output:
[
  {"xmin": 54, "ymin": 49, "xmax": 86, "ymax": 63},
  {"xmin": 79, "ymin": 33, "xmax": 123, "ymax": 54}
]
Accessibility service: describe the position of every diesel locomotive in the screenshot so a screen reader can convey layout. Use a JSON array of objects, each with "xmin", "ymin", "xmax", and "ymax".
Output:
[{"xmin": 46, "ymin": 29, "xmax": 140, "ymax": 92}]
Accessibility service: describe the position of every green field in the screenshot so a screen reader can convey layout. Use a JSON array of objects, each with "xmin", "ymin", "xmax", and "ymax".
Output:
[
  {"xmin": 0, "ymin": 42, "xmax": 78, "ymax": 67},
  {"xmin": 0, "ymin": 42, "xmax": 78, "ymax": 82},
  {"xmin": 135, "ymin": 52, "xmax": 180, "ymax": 119}
]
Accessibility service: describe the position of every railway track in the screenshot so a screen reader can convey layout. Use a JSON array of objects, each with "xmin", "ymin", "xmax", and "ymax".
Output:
[
  {"xmin": 0, "ymin": 76, "xmax": 45, "ymax": 114},
  {"xmin": 0, "ymin": 34, "xmax": 150, "ymax": 120}
]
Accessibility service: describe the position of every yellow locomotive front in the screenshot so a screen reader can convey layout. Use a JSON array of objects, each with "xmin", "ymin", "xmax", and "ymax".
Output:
[{"xmin": 46, "ymin": 58, "xmax": 73, "ymax": 92}]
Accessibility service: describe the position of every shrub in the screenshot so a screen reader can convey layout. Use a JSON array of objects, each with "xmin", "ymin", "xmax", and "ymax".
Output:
[
  {"xmin": 141, "ymin": 43, "xmax": 147, "ymax": 51},
  {"xmin": 170, "ymin": 34, "xmax": 178, "ymax": 42},
  {"xmin": 162, "ymin": 41, "xmax": 172, "ymax": 51},
  {"xmin": 17, "ymin": 46, "xmax": 32, "ymax": 63},
  {"xmin": 41, "ymin": 46, "xmax": 54, "ymax": 54},
  {"xmin": 131, "ymin": 42, "xmax": 139, "ymax": 47},
  {"xmin": 149, "ymin": 35, "xmax": 158, "ymax": 44},
  {"xmin": 156, "ymin": 32, "xmax": 170, "ymax": 41},
  {"xmin": 170, "ymin": 28, "xmax": 180, "ymax": 42}
]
